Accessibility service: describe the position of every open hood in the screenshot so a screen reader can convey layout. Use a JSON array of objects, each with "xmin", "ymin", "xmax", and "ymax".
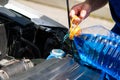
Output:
[{"xmin": 3, "ymin": 0, "xmax": 68, "ymax": 28}]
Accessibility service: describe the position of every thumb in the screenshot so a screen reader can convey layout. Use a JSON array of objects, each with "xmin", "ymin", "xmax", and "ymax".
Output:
[
  {"xmin": 70, "ymin": 10, "xmax": 81, "ymax": 24},
  {"xmin": 69, "ymin": 10, "xmax": 75, "ymax": 18}
]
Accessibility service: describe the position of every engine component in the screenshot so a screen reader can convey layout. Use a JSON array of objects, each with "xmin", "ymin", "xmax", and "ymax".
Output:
[
  {"xmin": 0, "ymin": 59, "xmax": 34, "ymax": 80},
  {"xmin": 9, "ymin": 57, "xmax": 102, "ymax": 80},
  {"xmin": 0, "ymin": 24, "xmax": 7, "ymax": 59},
  {"xmin": 0, "ymin": 70, "xmax": 9, "ymax": 80},
  {"xmin": 0, "ymin": 7, "xmax": 38, "ymax": 59}
]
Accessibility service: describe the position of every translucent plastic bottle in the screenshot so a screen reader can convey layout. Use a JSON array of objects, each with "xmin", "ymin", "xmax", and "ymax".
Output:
[{"xmin": 73, "ymin": 33, "xmax": 120, "ymax": 80}]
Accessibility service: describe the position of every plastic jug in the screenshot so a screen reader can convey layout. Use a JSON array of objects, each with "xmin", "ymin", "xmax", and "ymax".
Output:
[{"xmin": 73, "ymin": 25, "xmax": 120, "ymax": 80}]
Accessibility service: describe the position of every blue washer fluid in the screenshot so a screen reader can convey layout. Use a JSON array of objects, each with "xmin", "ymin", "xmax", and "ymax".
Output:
[{"xmin": 73, "ymin": 34, "xmax": 120, "ymax": 80}]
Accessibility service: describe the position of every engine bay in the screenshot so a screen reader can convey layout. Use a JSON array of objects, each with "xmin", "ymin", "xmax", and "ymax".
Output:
[
  {"xmin": 0, "ymin": 6, "xmax": 70, "ymax": 79},
  {"xmin": 0, "ymin": 4, "xmax": 105, "ymax": 80}
]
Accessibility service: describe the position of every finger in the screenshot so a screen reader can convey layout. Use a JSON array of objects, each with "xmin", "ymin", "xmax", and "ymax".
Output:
[
  {"xmin": 70, "ymin": 11, "xmax": 80, "ymax": 24},
  {"xmin": 69, "ymin": 10, "xmax": 75, "ymax": 18},
  {"xmin": 79, "ymin": 10, "xmax": 87, "ymax": 19}
]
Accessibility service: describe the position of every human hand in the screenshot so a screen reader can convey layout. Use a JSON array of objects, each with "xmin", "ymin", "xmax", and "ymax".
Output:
[{"xmin": 69, "ymin": 2, "xmax": 92, "ymax": 24}]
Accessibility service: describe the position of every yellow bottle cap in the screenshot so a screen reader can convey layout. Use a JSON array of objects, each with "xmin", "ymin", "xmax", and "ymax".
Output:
[{"xmin": 69, "ymin": 15, "xmax": 81, "ymax": 40}]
